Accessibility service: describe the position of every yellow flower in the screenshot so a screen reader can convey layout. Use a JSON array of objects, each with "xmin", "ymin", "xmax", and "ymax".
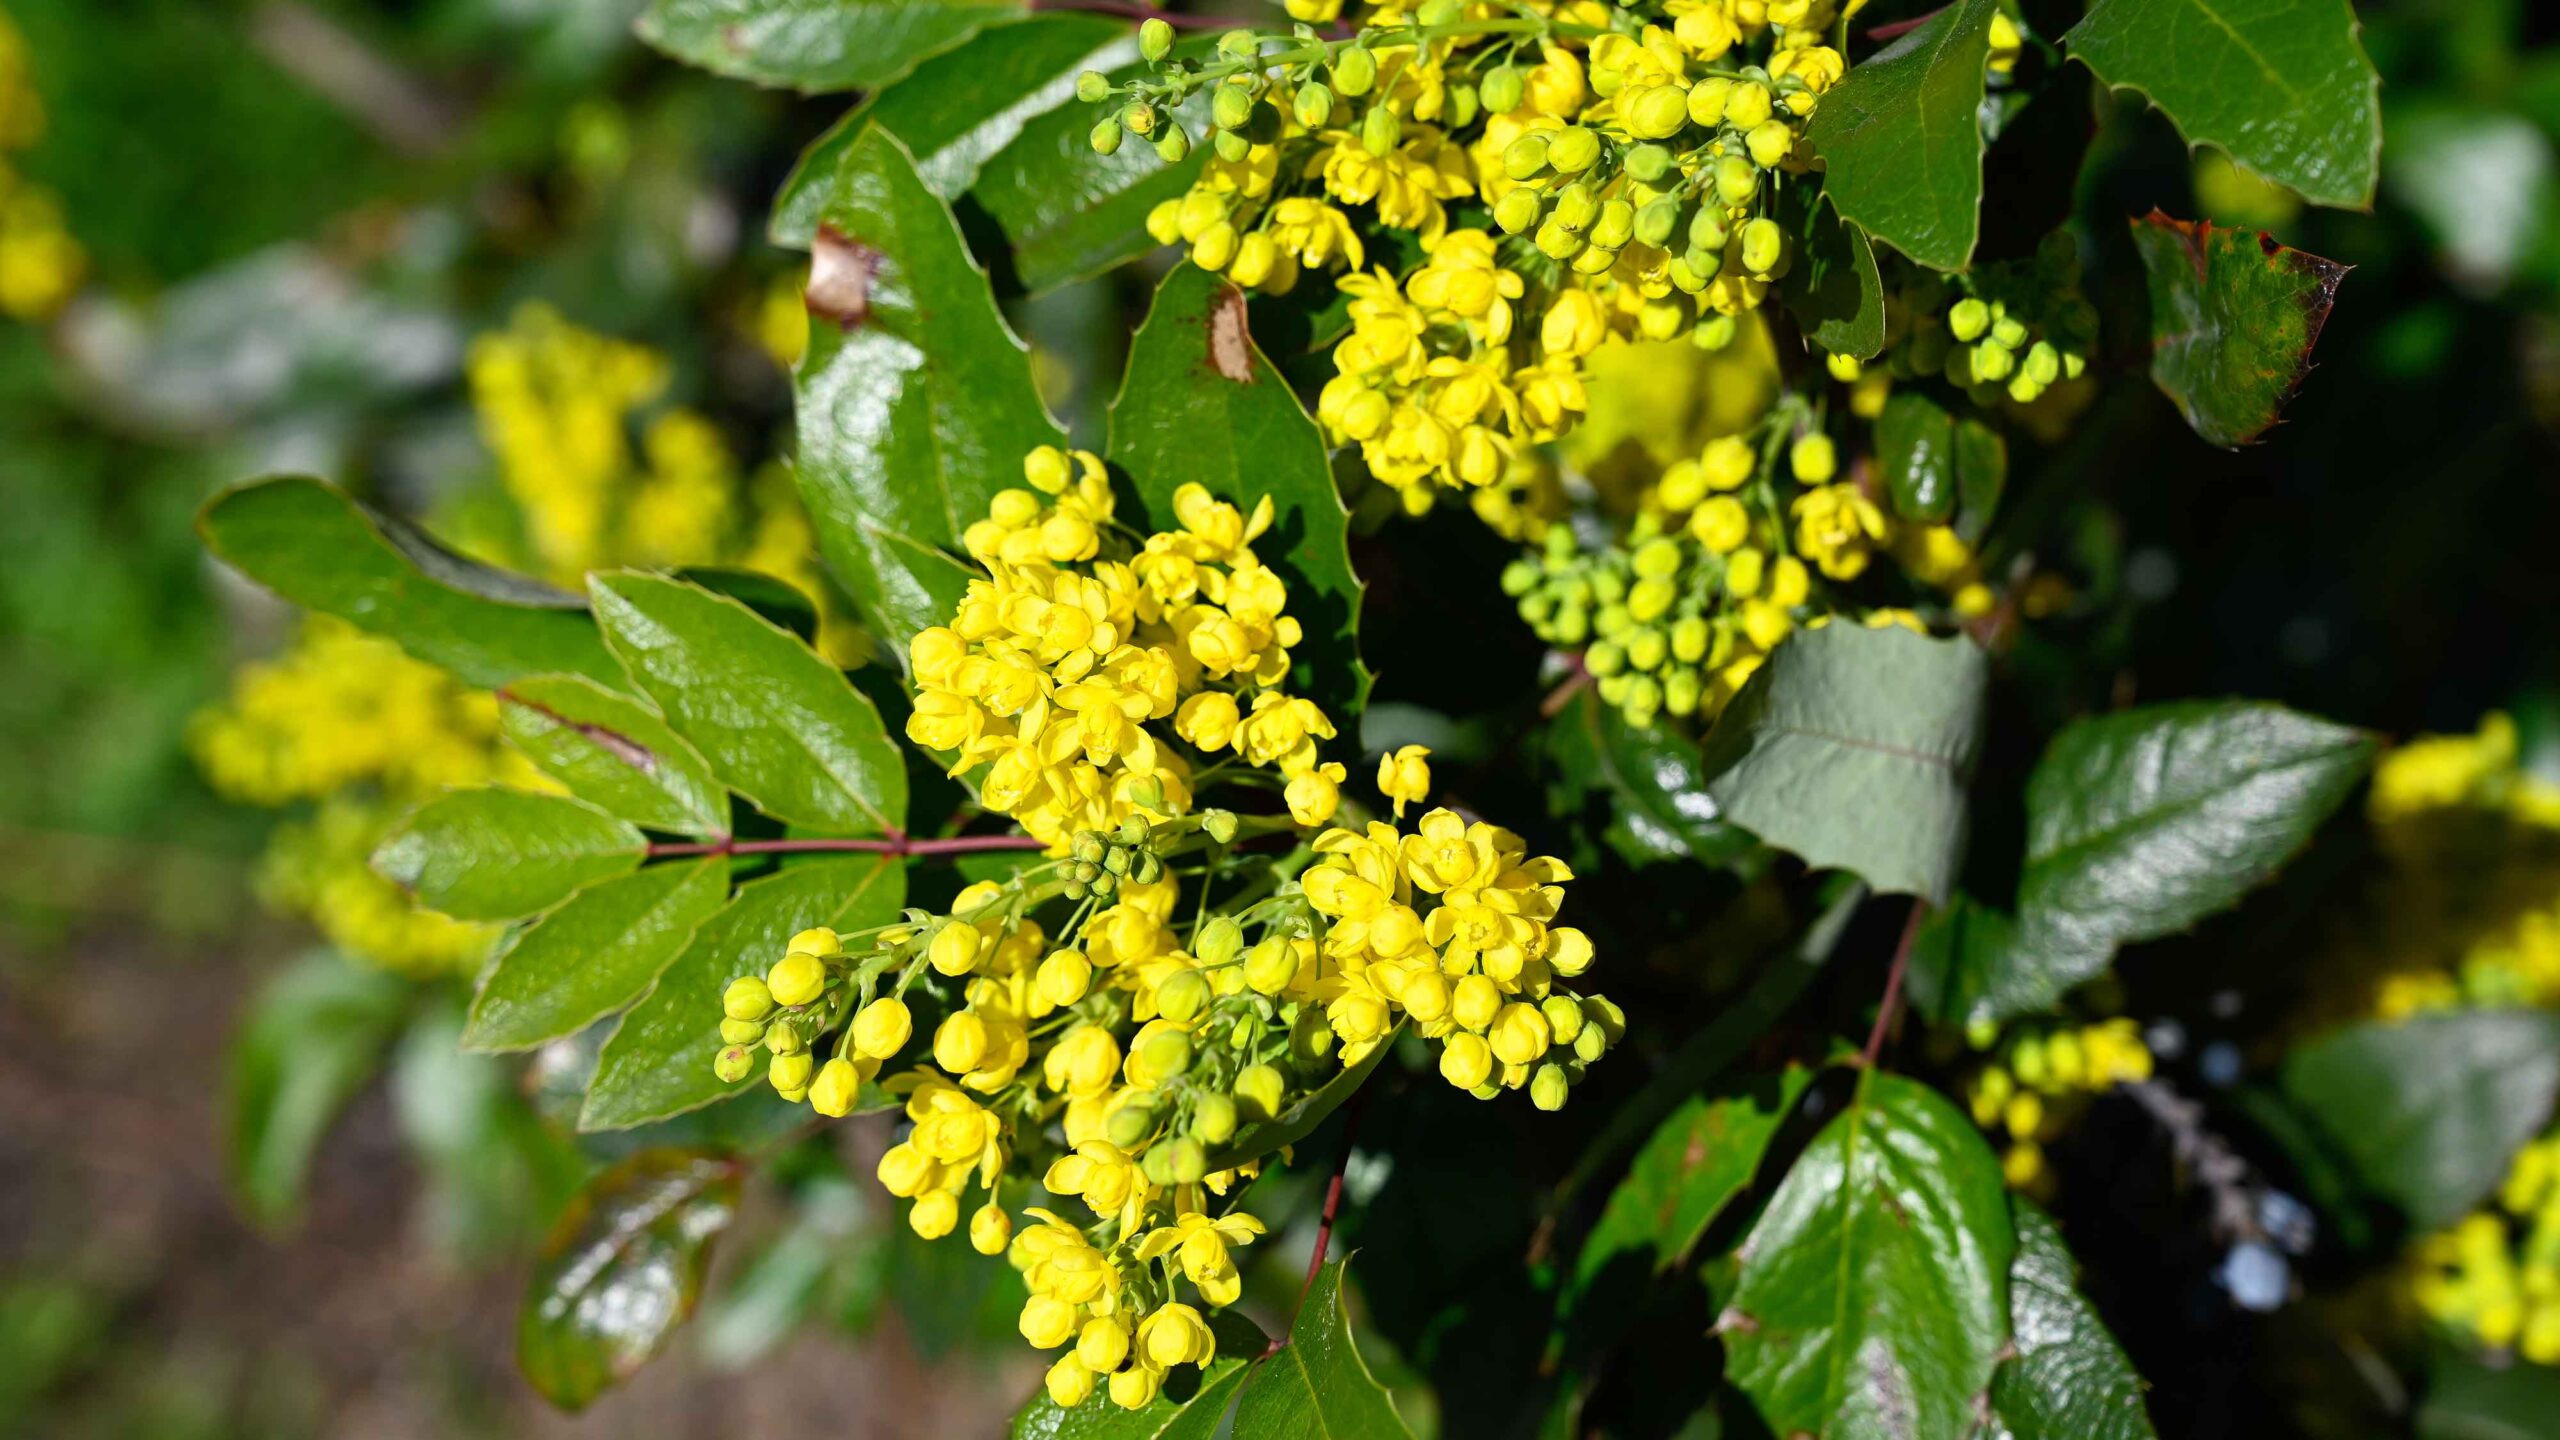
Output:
[
  {"xmin": 1789, "ymin": 482, "xmax": 1888, "ymax": 580},
  {"xmin": 1287, "ymin": 762, "xmax": 1347, "ymax": 826},
  {"xmin": 1136, "ymin": 1210, "xmax": 1266, "ymax": 1306},
  {"xmin": 1376, "ymin": 744, "xmax": 1432, "ymax": 817}
]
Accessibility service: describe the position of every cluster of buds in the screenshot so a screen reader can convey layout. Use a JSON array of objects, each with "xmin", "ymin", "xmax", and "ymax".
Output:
[{"xmin": 715, "ymin": 925, "xmax": 887, "ymax": 1113}]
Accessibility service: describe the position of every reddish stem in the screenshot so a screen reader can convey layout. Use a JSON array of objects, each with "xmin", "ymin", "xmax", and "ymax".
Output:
[
  {"xmin": 1268, "ymin": 1088, "xmax": 1371, "ymax": 1356},
  {"xmin": 1028, "ymin": 0, "xmax": 1249, "ymax": 28},
  {"xmin": 1538, "ymin": 654, "xmax": 1595, "ymax": 719},
  {"xmin": 1859, "ymin": 897, "xmax": 1932, "ymax": 1067},
  {"xmin": 645, "ymin": 833, "xmax": 1049, "ymax": 859},
  {"xmin": 1865, "ymin": 4, "xmax": 1947, "ymax": 42}
]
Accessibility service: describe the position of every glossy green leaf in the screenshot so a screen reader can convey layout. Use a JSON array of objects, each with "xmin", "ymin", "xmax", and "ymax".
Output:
[
  {"xmin": 2417, "ymin": 1351, "xmax": 2560, "ymax": 1440},
  {"xmin": 463, "ymin": 859, "xmax": 730, "ymax": 1054},
  {"xmin": 2129, "ymin": 210, "xmax": 2351, "ymax": 447},
  {"xmin": 1990, "ymin": 1201, "xmax": 2157, "ymax": 1440},
  {"xmin": 1725, "ymin": 1070, "xmax": 2015, "ymax": 1440},
  {"xmin": 1913, "ymin": 700, "xmax": 2370, "ymax": 1024},
  {"xmin": 581, "ymin": 857, "xmax": 904, "ymax": 1130},
  {"xmin": 197, "ymin": 476, "xmax": 616, "ymax": 689},
  {"xmin": 791, "ymin": 124, "xmax": 1063, "ymax": 657},
  {"xmin": 499, "ymin": 674, "xmax": 728, "ymax": 837},
  {"xmin": 1698, "ymin": 623, "xmax": 1988, "ymax": 903},
  {"xmin": 772, "ymin": 17, "xmax": 1208, "ymax": 292},
  {"xmin": 1571, "ymin": 1067, "xmax": 1811, "ymax": 1301},
  {"xmin": 1780, "ymin": 193, "xmax": 1887, "ymax": 360},
  {"xmin": 636, "ymin": 0, "xmax": 1022, "ymax": 94},
  {"xmin": 373, "ymin": 789, "xmax": 644, "ymax": 922},
  {"xmin": 1805, "ymin": 0, "xmax": 1998, "ymax": 270},
  {"xmin": 2281, "ymin": 1010, "xmax": 2560, "ymax": 1231},
  {"xmin": 518, "ymin": 1148, "xmax": 744, "ymax": 1410},
  {"xmin": 225, "ymin": 953, "xmax": 411, "ymax": 1230},
  {"xmin": 1878, "ymin": 390, "xmax": 1961, "ymax": 524},
  {"xmin": 590, "ymin": 571, "xmax": 906, "ymax": 837},
  {"xmin": 2065, "ymin": 0, "xmax": 2380, "ymax": 209},
  {"xmin": 1952, "ymin": 411, "xmax": 2008, "ymax": 541},
  {"xmin": 1108, "ymin": 263, "xmax": 1368, "ymax": 715},
  {"xmin": 1009, "ymin": 1311, "xmax": 1268, "ymax": 1439},
  {"xmin": 1230, "ymin": 1259, "xmax": 1416, "ymax": 1440},
  {"xmin": 1205, "ymin": 1025, "xmax": 1396, "ymax": 1174},
  {"xmin": 1546, "ymin": 688, "xmax": 1759, "ymax": 868}
]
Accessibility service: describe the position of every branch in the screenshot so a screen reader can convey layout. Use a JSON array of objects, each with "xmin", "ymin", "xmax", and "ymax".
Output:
[
  {"xmin": 1538, "ymin": 653, "xmax": 1594, "ymax": 719},
  {"xmin": 1859, "ymin": 897, "xmax": 1931, "ymax": 1067},
  {"xmin": 1267, "ymin": 1085, "xmax": 1372, "ymax": 1356},
  {"xmin": 646, "ymin": 833, "xmax": 1049, "ymax": 860}
]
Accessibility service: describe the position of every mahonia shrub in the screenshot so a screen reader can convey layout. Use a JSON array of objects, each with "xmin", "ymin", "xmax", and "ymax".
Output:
[{"xmin": 183, "ymin": 0, "xmax": 2560, "ymax": 1436}]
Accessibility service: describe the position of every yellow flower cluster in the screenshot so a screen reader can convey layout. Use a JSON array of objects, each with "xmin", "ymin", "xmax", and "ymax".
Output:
[
  {"xmin": 906, "ymin": 449, "xmax": 1342, "ymax": 849},
  {"xmin": 1303, "ymin": 807, "xmax": 1619, "ymax": 1108},
  {"xmin": 1963, "ymin": 1018, "xmax": 2155, "ymax": 1193},
  {"xmin": 2415, "ymin": 1132, "xmax": 2560, "ymax": 1364},
  {"xmin": 1093, "ymin": 0, "xmax": 1856, "ymax": 523},
  {"xmin": 0, "ymin": 10, "xmax": 84, "ymax": 322}
]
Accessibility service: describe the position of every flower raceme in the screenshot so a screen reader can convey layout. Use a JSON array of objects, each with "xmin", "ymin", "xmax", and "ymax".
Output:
[{"xmin": 705, "ymin": 544, "xmax": 1617, "ymax": 1409}]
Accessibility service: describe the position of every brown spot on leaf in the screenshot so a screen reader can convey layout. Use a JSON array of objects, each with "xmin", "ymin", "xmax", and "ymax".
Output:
[
  {"xmin": 808, "ymin": 225, "xmax": 879, "ymax": 330},
  {"xmin": 2258, "ymin": 230, "xmax": 2281, "ymax": 256},
  {"xmin": 1205, "ymin": 281, "xmax": 1253, "ymax": 383},
  {"xmin": 499, "ymin": 689, "xmax": 658, "ymax": 775}
]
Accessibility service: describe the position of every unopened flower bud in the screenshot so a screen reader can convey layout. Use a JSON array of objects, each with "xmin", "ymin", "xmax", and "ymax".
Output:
[
  {"xmin": 1331, "ymin": 45, "xmax": 1376, "ymax": 97},
  {"xmin": 1243, "ymin": 935, "xmax": 1299, "ymax": 995},
  {"xmin": 1138, "ymin": 16, "xmax": 1174, "ymax": 61},
  {"xmin": 1089, "ymin": 116, "xmax": 1123, "ymax": 155},
  {"xmin": 1212, "ymin": 83, "xmax": 1255, "ymax": 131},
  {"xmin": 1294, "ymin": 81, "xmax": 1334, "ymax": 129},
  {"xmin": 1234, "ymin": 1063, "xmax": 1287, "ymax": 1120},
  {"xmin": 723, "ymin": 976, "xmax": 775, "ymax": 1022},
  {"xmin": 1360, "ymin": 104, "xmax": 1400, "ymax": 156},
  {"xmin": 714, "ymin": 1045, "xmax": 756, "ymax": 1083},
  {"xmin": 1480, "ymin": 64, "xmax": 1524, "ymax": 115},
  {"xmin": 1157, "ymin": 968, "xmax": 1212, "ymax": 1024},
  {"xmin": 1192, "ymin": 1093, "xmax": 1240, "ymax": 1145},
  {"xmin": 1076, "ymin": 69, "xmax": 1113, "ymax": 103}
]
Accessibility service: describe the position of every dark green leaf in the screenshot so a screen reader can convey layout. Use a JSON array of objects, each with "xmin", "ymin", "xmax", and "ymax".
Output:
[
  {"xmin": 2017, "ymin": 699, "xmax": 2371, "ymax": 959},
  {"xmin": 1230, "ymin": 1259, "xmax": 1416, "ymax": 1439},
  {"xmin": 1991, "ymin": 1200, "xmax": 2157, "ymax": 1440},
  {"xmin": 1725, "ymin": 1071, "xmax": 2015, "ymax": 1440},
  {"xmin": 2281, "ymin": 1010, "xmax": 2560, "ymax": 1231},
  {"xmin": 1805, "ymin": 0, "xmax": 1999, "ymax": 270},
  {"xmin": 772, "ymin": 17, "xmax": 1209, "ymax": 293},
  {"xmin": 499, "ymin": 675, "xmax": 729, "ymax": 837},
  {"xmin": 2065, "ymin": 0, "xmax": 2380, "ymax": 209},
  {"xmin": 1903, "ymin": 892, "xmax": 2047, "ymax": 1026},
  {"xmin": 675, "ymin": 566, "xmax": 822, "ymax": 642},
  {"xmin": 792, "ymin": 124, "xmax": 1063, "ymax": 657},
  {"xmin": 518, "ymin": 1148, "xmax": 744, "ymax": 1410},
  {"xmin": 1952, "ymin": 412, "xmax": 2007, "ymax": 541},
  {"xmin": 1010, "ymin": 1311, "xmax": 1268, "ymax": 1439},
  {"xmin": 590, "ymin": 571, "xmax": 906, "ymax": 837},
  {"xmin": 1546, "ymin": 688, "xmax": 1760, "ymax": 868},
  {"xmin": 225, "ymin": 953, "xmax": 411, "ymax": 1230},
  {"xmin": 1878, "ymin": 390, "xmax": 1960, "ymax": 524},
  {"xmin": 373, "ymin": 789, "xmax": 645, "ymax": 922},
  {"xmin": 2129, "ymin": 210, "xmax": 2350, "ymax": 447},
  {"xmin": 1108, "ymin": 264, "xmax": 1368, "ymax": 715},
  {"xmin": 2417, "ymin": 1350, "xmax": 2560, "ymax": 1440},
  {"xmin": 463, "ymin": 859, "xmax": 730, "ymax": 1054},
  {"xmin": 1698, "ymin": 624, "xmax": 1988, "ymax": 903},
  {"xmin": 582, "ymin": 857, "xmax": 905, "ymax": 1130},
  {"xmin": 1780, "ymin": 195, "xmax": 1887, "ymax": 360},
  {"xmin": 1204, "ymin": 1025, "xmax": 1396, "ymax": 1173},
  {"xmin": 1571, "ymin": 1067, "xmax": 1812, "ymax": 1302},
  {"xmin": 636, "ymin": 0, "xmax": 1022, "ymax": 94},
  {"xmin": 198, "ymin": 476, "xmax": 616, "ymax": 689}
]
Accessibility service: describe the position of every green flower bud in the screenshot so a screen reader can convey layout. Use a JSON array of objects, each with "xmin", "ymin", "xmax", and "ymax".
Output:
[
  {"xmin": 1626, "ymin": 625, "xmax": 1668, "ymax": 671},
  {"xmin": 1196, "ymin": 915, "xmax": 1246, "ymax": 967},
  {"xmin": 1089, "ymin": 117, "xmax": 1124, "ymax": 155},
  {"xmin": 1502, "ymin": 131, "xmax": 1551, "ymax": 180},
  {"xmin": 1118, "ymin": 813, "xmax": 1151, "ymax": 846},
  {"xmin": 1664, "ymin": 668, "xmax": 1702, "ymax": 716},
  {"xmin": 1122, "ymin": 100, "xmax": 1157, "ymax": 136},
  {"xmin": 1137, "ymin": 1025, "xmax": 1194, "ymax": 1078},
  {"xmin": 1295, "ymin": 81, "xmax": 1335, "ymax": 129},
  {"xmin": 1139, "ymin": 16, "xmax": 1175, "ymax": 61},
  {"xmin": 1234, "ymin": 1063, "xmax": 1288, "ymax": 1120},
  {"xmin": 1072, "ymin": 830, "xmax": 1106, "ymax": 864},
  {"xmin": 1740, "ymin": 216, "xmax": 1783, "ymax": 274},
  {"xmin": 1360, "ymin": 104, "xmax": 1401, "ymax": 156},
  {"xmin": 1217, "ymin": 28, "xmax": 1260, "ymax": 58},
  {"xmin": 1332, "ymin": 45, "xmax": 1377, "ymax": 97},
  {"xmin": 1947, "ymin": 296, "xmax": 1990, "ymax": 341},
  {"xmin": 1971, "ymin": 339, "xmax": 2017, "ymax": 382},
  {"xmin": 1492, "ymin": 188, "xmax": 1542, "ymax": 235},
  {"xmin": 1621, "ymin": 674, "xmax": 1663, "ymax": 727},
  {"xmin": 764, "ymin": 1019, "xmax": 804, "ymax": 1055},
  {"xmin": 1141, "ymin": 1142, "xmax": 1180, "ymax": 1188},
  {"xmin": 720, "ymin": 1017, "xmax": 765, "ymax": 1046},
  {"xmin": 1623, "ymin": 142, "xmax": 1672, "ymax": 183},
  {"xmin": 1155, "ymin": 125, "xmax": 1191, "ymax": 163},
  {"xmin": 723, "ymin": 975, "xmax": 776, "ymax": 1022},
  {"xmin": 769, "ymin": 1050, "xmax": 814, "ymax": 1093},
  {"xmin": 1202, "ymin": 808, "xmax": 1239, "ymax": 843},
  {"xmin": 2023, "ymin": 340, "xmax": 2060, "ymax": 385},
  {"xmin": 714, "ymin": 1045, "xmax": 756, "ymax": 1083},
  {"xmin": 1547, "ymin": 125, "xmax": 1600, "ymax": 174},
  {"xmin": 1714, "ymin": 153, "xmax": 1759, "ymax": 206},
  {"xmin": 1688, "ymin": 206, "xmax": 1729, "ymax": 253},
  {"xmin": 1535, "ymin": 219, "xmax": 1585, "ymax": 261},
  {"xmin": 1589, "ymin": 198, "xmax": 1636, "ymax": 251},
  {"xmin": 1626, "ymin": 83, "xmax": 1691, "ymax": 140},
  {"xmin": 1131, "ymin": 851, "xmax": 1165, "ymax": 885},
  {"xmin": 1160, "ymin": 1136, "xmax": 1208, "ymax": 1185},
  {"xmin": 1106, "ymin": 1095, "xmax": 1160, "ymax": 1148},
  {"xmin": 1212, "ymin": 83, "xmax": 1255, "ymax": 131},
  {"xmin": 1990, "ymin": 314, "xmax": 2029, "ymax": 350},
  {"xmin": 1500, "ymin": 558, "xmax": 1542, "ymax": 595},
  {"xmin": 1574, "ymin": 1021, "xmax": 1607, "ymax": 1063},
  {"xmin": 1480, "ymin": 64, "xmax": 1524, "ymax": 115},
  {"xmin": 1157, "ymin": 969, "xmax": 1212, "ymax": 1025},
  {"xmin": 1089, "ymin": 868, "xmax": 1119, "ymax": 897},
  {"xmin": 1585, "ymin": 638, "xmax": 1626, "ymax": 677},
  {"xmin": 1192, "ymin": 1093, "xmax": 1240, "ymax": 1145},
  {"xmin": 1213, "ymin": 128, "xmax": 1250, "ymax": 162},
  {"xmin": 1541, "ymin": 994, "xmax": 1586, "ymax": 1045},
  {"xmin": 1552, "ymin": 182, "xmax": 1600, "ymax": 231},
  {"xmin": 1530, "ymin": 1062, "xmax": 1570, "ymax": 1111},
  {"xmin": 1103, "ymin": 847, "xmax": 1131, "ymax": 876},
  {"xmin": 1076, "ymin": 70, "xmax": 1113, "ymax": 104},
  {"xmin": 1243, "ymin": 935, "xmax": 1299, "ymax": 995}
]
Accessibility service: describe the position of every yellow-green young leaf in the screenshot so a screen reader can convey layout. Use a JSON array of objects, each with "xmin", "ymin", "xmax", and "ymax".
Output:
[
  {"xmin": 2065, "ymin": 0, "xmax": 2380, "ymax": 210},
  {"xmin": 1805, "ymin": 0, "xmax": 1999, "ymax": 270},
  {"xmin": 1008, "ymin": 1310, "xmax": 1268, "ymax": 1439},
  {"xmin": 589, "ymin": 572, "xmax": 905, "ymax": 837},
  {"xmin": 792, "ymin": 124, "xmax": 1064, "ymax": 658},
  {"xmin": 636, "ymin": 0, "xmax": 1022, "ymax": 94},
  {"xmin": 2281, "ymin": 1010, "xmax": 2560, "ymax": 1232},
  {"xmin": 518, "ymin": 1148, "xmax": 744, "ymax": 1410},
  {"xmin": 499, "ymin": 675, "xmax": 728, "ymax": 837},
  {"xmin": 1991, "ymin": 1200, "xmax": 2158, "ymax": 1440},
  {"xmin": 2130, "ymin": 211, "xmax": 2350, "ymax": 448},
  {"xmin": 1107, "ymin": 264, "xmax": 1368, "ymax": 715},
  {"xmin": 1779, "ymin": 192, "xmax": 1887, "ymax": 360},
  {"xmin": 373, "ymin": 790, "xmax": 645, "ymax": 922},
  {"xmin": 225, "ymin": 954, "xmax": 411, "ymax": 1231},
  {"xmin": 197, "ymin": 476, "xmax": 617, "ymax": 689},
  {"xmin": 1571, "ymin": 1067, "xmax": 1812, "ymax": 1307},
  {"xmin": 581, "ymin": 857, "xmax": 904, "ymax": 1131},
  {"xmin": 771, "ymin": 17, "xmax": 1209, "ymax": 292},
  {"xmin": 1724, "ymin": 1071, "xmax": 2015, "ymax": 1440},
  {"xmin": 1230, "ymin": 1259, "xmax": 1416, "ymax": 1440},
  {"xmin": 1698, "ymin": 624, "xmax": 1988, "ymax": 903},
  {"xmin": 463, "ymin": 859, "xmax": 730, "ymax": 1054}
]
